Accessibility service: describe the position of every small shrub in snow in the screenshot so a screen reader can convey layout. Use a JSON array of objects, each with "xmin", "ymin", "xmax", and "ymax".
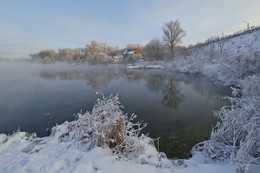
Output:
[{"xmin": 51, "ymin": 93, "xmax": 171, "ymax": 167}]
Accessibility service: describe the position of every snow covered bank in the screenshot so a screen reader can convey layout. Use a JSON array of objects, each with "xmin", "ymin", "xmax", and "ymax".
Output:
[
  {"xmin": 128, "ymin": 27, "xmax": 260, "ymax": 172},
  {"xmin": 192, "ymin": 75, "xmax": 260, "ymax": 172},
  {"xmin": 1, "ymin": 27, "xmax": 259, "ymax": 173},
  {"xmin": 0, "ymin": 131, "xmax": 171, "ymax": 173},
  {"xmin": 0, "ymin": 94, "xmax": 170, "ymax": 172},
  {"xmin": 131, "ymin": 27, "xmax": 260, "ymax": 86},
  {"xmin": 126, "ymin": 64, "xmax": 165, "ymax": 70},
  {"xmin": 0, "ymin": 131, "xmax": 236, "ymax": 173},
  {"xmin": 174, "ymin": 27, "xmax": 260, "ymax": 86},
  {"xmin": 0, "ymin": 94, "xmax": 236, "ymax": 173},
  {"xmin": 172, "ymin": 28, "xmax": 260, "ymax": 172}
]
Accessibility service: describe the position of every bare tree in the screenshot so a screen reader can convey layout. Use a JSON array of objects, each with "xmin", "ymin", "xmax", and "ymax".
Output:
[
  {"xmin": 144, "ymin": 38, "xmax": 164, "ymax": 60},
  {"xmin": 162, "ymin": 20, "xmax": 186, "ymax": 55}
]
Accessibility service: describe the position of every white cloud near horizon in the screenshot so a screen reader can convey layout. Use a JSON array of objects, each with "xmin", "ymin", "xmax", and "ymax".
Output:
[{"xmin": 0, "ymin": 0, "xmax": 260, "ymax": 58}]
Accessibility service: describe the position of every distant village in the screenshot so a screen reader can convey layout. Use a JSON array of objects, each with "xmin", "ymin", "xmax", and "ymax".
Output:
[
  {"xmin": 29, "ymin": 41, "xmax": 152, "ymax": 64},
  {"xmin": 29, "ymin": 20, "xmax": 187, "ymax": 64},
  {"xmin": 3, "ymin": 20, "xmax": 258, "ymax": 65},
  {"xmin": 28, "ymin": 40, "xmax": 183, "ymax": 64}
]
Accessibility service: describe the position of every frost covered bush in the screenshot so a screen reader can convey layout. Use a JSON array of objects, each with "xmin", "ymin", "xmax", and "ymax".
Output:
[
  {"xmin": 213, "ymin": 52, "xmax": 260, "ymax": 86},
  {"xmin": 51, "ymin": 93, "xmax": 171, "ymax": 167},
  {"xmin": 174, "ymin": 28, "xmax": 260, "ymax": 172},
  {"xmin": 128, "ymin": 26, "xmax": 260, "ymax": 172},
  {"xmin": 171, "ymin": 49, "xmax": 260, "ymax": 86},
  {"xmin": 192, "ymin": 75, "xmax": 260, "ymax": 172}
]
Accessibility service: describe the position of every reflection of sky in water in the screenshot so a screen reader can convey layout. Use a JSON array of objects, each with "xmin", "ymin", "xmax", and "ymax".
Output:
[{"xmin": 0, "ymin": 62, "xmax": 231, "ymax": 137}]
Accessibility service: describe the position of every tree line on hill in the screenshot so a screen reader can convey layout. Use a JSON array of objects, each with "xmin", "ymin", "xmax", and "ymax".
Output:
[
  {"xmin": 30, "ymin": 19, "xmax": 187, "ymax": 64},
  {"xmin": 29, "ymin": 19, "xmax": 256, "ymax": 64}
]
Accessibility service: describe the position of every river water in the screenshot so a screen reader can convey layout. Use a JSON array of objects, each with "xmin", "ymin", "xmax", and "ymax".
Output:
[{"xmin": 0, "ymin": 62, "xmax": 231, "ymax": 158}]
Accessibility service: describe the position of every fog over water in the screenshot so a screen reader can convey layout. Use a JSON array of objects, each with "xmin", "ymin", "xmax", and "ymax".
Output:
[{"xmin": 0, "ymin": 61, "xmax": 231, "ymax": 157}]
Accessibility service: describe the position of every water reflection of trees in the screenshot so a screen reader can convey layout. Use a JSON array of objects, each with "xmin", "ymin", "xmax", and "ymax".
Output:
[
  {"xmin": 145, "ymin": 71, "xmax": 230, "ymax": 110},
  {"xmin": 146, "ymin": 73, "xmax": 183, "ymax": 109},
  {"xmin": 39, "ymin": 68, "xmax": 230, "ymax": 109},
  {"xmin": 169, "ymin": 73, "xmax": 231, "ymax": 109},
  {"xmin": 39, "ymin": 69, "xmax": 122, "ymax": 89},
  {"xmin": 84, "ymin": 69, "xmax": 120, "ymax": 89},
  {"xmin": 146, "ymin": 74, "xmax": 165, "ymax": 92},
  {"xmin": 162, "ymin": 78, "xmax": 182, "ymax": 109}
]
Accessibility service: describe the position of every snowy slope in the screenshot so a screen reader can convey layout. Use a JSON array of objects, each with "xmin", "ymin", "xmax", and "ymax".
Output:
[
  {"xmin": 181, "ymin": 27, "xmax": 260, "ymax": 86},
  {"xmin": 128, "ymin": 27, "xmax": 260, "ymax": 172},
  {"xmin": 190, "ymin": 27, "xmax": 260, "ymax": 56},
  {"xmin": 129, "ymin": 27, "xmax": 260, "ymax": 87},
  {"xmin": 0, "ymin": 131, "xmax": 235, "ymax": 173}
]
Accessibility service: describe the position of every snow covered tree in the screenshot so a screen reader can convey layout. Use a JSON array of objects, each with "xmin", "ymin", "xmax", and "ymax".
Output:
[
  {"xmin": 30, "ymin": 49, "xmax": 58, "ymax": 63},
  {"xmin": 86, "ymin": 40, "xmax": 102, "ymax": 55},
  {"xmin": 58, "ymin": 48, "xmax": 81, "ymax": 62}
]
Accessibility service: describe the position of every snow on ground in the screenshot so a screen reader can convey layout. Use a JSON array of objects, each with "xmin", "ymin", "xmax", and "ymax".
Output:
[
  {"xmin": 0, "ymin": 28, "xmax": 259, "ymax": 173},
  {"xmin": 130, "ymin": 27, "xmax": 260, "ymax": 87},
  {"xmin": 0, "ymin": 132, "xmax": 235, "ymax": 173},
  {"xmin": 0, "ymin": 93, "xmax": 236, "ymax": 173},
  {"xmin": 127, "ymin": 27, "xmax": 260, "ymax": 172},
  {"xmin": 126, "ymin": 64, "xmax": 164, "ymax": 70}
]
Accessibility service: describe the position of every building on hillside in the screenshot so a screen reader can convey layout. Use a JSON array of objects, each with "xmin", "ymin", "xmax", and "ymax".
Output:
[{"xmin": 122, "ymin": 49, "xmax": 144, "ymax": 62}]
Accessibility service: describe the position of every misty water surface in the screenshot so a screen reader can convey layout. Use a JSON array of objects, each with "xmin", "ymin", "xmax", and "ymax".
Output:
[{"xmin": 0, "ymin": 62, "xmax": 231, "ymax": 158}]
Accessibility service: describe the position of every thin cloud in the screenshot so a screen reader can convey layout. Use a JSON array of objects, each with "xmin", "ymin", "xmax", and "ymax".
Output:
[{"xmin": 0, "ymin": 0, "xmax": 260, "ymax": 58}]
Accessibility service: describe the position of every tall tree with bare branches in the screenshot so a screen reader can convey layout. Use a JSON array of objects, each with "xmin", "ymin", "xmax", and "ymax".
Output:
[{"xmin": 162, "ymin": 20, "xmax": 186, "ymax": 55}]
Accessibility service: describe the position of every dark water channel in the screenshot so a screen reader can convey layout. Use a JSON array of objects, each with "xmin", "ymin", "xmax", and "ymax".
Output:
[{"xmin": 0, "ymin": 62, "xmax": 231, "ymax": 158}]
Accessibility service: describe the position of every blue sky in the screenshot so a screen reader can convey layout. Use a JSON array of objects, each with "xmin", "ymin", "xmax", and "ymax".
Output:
[{"xmin": 1, "ymin": 0, "xmax": 260, "ymax": 58}]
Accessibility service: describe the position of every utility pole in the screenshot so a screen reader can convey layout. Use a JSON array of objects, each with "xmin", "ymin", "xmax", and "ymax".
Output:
[
  {"xmin": 243, "ymin": 21, "xmax": 249, "ymax": 30},
  {"xmin": 220, "ymin": 31, "xmax": 224, "ymax": 38}
]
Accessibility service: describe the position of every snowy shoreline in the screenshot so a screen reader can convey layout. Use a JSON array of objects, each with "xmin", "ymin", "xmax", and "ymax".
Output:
[
  {"xmin": 125, "ymin": 27, "xmax": 260, "ymax": 172},
  {"xmin": 0, "ymin": 93, "xmax": 236, "ymax": 173},
  {"xmin": 1, "ymin": 28, "xmax": 260, "ymax": 173}
]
